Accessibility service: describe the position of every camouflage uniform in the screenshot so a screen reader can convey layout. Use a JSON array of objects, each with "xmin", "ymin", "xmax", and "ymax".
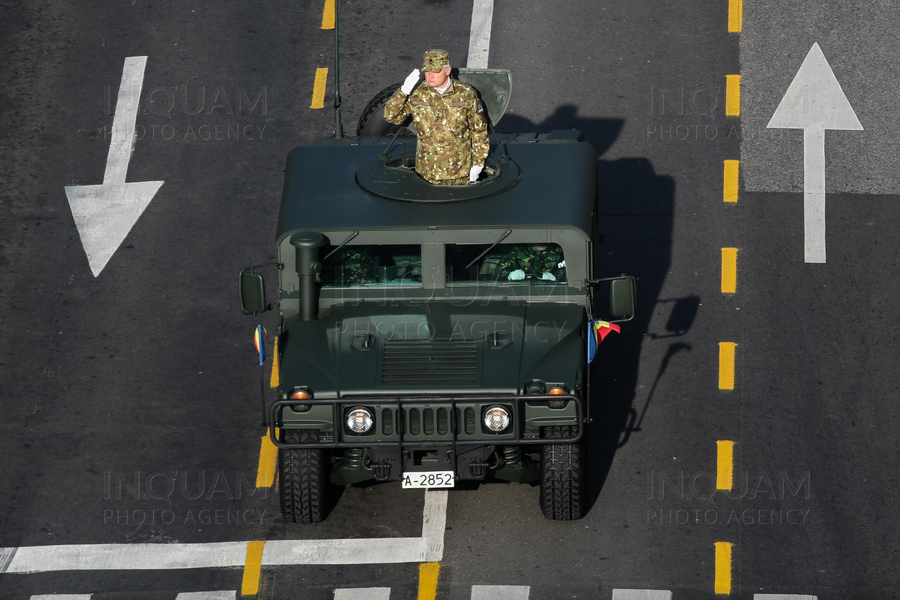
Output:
[
  {"xmin": 335, "ymin": 248, "xmax": 374, "ymax": 284},
  {"xmin": 497, "ymin": 245, "xmax": 566, "ymax": 281},
  {"xmin": 384, "ymin": 52, "xmax": 489, "ymax": 185}
]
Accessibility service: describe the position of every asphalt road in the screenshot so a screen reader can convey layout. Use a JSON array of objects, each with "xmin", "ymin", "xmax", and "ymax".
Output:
[{"xmin": 1, "ymin": 0, "xmax": 898, "ymax": 599}]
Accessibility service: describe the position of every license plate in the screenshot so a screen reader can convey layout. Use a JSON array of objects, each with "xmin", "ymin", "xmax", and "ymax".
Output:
[{"xmin": 401, "ymin": 471, "xmax": 455, "ymax": 489}]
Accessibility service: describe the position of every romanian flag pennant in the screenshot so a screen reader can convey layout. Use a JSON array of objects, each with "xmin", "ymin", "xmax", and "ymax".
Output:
[
  {"xmin": 254, "ymin": 325, "xmax": 268, "ymax": 366},
  {"xmin": 587, "ymin": 320, "xmax": 621, "ymax": 363}
]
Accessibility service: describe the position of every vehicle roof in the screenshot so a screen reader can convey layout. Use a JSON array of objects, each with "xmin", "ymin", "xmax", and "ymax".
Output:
[{"xmin": 276, "ymin": 131, "xmax": 598, "ymax": 242}]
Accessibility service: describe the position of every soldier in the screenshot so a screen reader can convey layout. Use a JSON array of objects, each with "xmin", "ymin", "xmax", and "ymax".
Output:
[
  {"xmin": 335, "ymin": 248, "xmax": 375, "ymax": 284},
  {"xmin": 497, "ymin": 244, "xmax": 566, "ymax": 282},
  {"xmin": 384, "ymin": 49, "xmax": 489, "ymax": 185}
]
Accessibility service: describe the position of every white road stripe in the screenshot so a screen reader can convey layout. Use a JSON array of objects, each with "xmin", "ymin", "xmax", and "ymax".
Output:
[
  {"xmin": 175, "ymin": 594, "xmax": 237, "ymax": 600},
  {"xmin": 334, "ymin": 588, "xmax": 390, "ymax": 600},
  {"xmin": 29, "ymin": 596, "xmax": 92, "ymax": 600},
  {"xmin": 753, "ymin": 595, "xmax": 817, "ymax": 600},
  {"xmin": 612, "ymin": 591, "xmax": 673, "ymax": 600},
  {"xmin": 471, "ymin": 585, "xmax": 529, "ymax": 600},
  {"xmin": 103, "ymin": 56, "xmax": 146, "ymax": 186},
  {"xmin": 467, "ymin": 0, "xmax": 494, "ymax": 69},
  {"xmin": 1, "ymin": 491, "xmax": 447, "ymax": 573}
]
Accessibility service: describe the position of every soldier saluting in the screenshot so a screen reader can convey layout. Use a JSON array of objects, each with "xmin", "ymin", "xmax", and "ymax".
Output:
[{"xmin": 384, "ymin": 49, "xmax": 489, "ymax": 186}]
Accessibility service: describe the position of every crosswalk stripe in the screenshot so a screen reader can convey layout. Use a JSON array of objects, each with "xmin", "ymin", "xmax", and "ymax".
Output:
[
  {"xmin": 175, "ymin": 593, "xmax": 237, "ymax": 600},
  {"xmin": 29, "ymin": 596, "xmax": 92, "ymax": 600},
  {"xmin": 471, "ymin": 585, "xmax": 529, "ymax": 600},
  {"xmin": 753, "ymin": 596, "xmax": 817, "ymax": 600},
  {"xmin": 334, "ymin": 588, "xmax": 390, "ymax": 599},
  {"xmin": 612, "ymin": 591, "xmax": 673, "ymax": 600}
]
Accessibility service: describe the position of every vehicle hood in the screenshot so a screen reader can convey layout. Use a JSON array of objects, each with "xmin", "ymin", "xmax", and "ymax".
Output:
[{"xmin": 278, "ymin": 302, "xmax": 585, "ymax": 397}]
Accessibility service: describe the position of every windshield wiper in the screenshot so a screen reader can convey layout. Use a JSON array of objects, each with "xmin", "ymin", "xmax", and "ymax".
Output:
[{"xmin": 465, "ymin": 229, "xmax": 512, "ymax": 270}]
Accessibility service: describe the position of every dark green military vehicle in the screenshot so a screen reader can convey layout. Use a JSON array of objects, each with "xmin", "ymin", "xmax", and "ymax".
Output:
[{"xmin": 240, "ymin": 68, "xmax": 634, "ymax": 523}]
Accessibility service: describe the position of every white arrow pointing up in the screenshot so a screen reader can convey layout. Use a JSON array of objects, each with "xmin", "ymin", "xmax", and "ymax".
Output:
[
  {"xmin": 767, "ymin": 43, "xmax": 862, "ymax": 264},
  {"xmin": 65, "ymin": 56, "xmax": 164, "ymax": 277}
]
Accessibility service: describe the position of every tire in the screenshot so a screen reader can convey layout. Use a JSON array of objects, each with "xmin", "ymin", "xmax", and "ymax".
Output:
[
  {"xmin": 279, "ymin": 429, "xmax": 330, "ymax": 523},
  {"xmin": 356, "ymin": 83, "xmax": 415, "ymax": 137},
  {"xmin": 539, "ymin": 426, "xmax": 584, "ymax": 520}
]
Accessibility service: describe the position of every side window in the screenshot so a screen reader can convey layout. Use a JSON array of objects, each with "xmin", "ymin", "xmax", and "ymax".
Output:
[
  {"xmin": 320, "ymin": 245, "xmax": 422, "ymax": 286},
  {"xmin": 446, "ymin": 243, "xmax": 566, "ymax": 283}
]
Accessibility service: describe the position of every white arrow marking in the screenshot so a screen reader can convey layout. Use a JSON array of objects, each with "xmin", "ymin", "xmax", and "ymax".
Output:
[
  {"xmin": 65, "ymin": 56, "xmax": 164, "ymax": 277},
  {"xmin": 767, "ymin": 43, "xmax": 862, "ymax": 264}
]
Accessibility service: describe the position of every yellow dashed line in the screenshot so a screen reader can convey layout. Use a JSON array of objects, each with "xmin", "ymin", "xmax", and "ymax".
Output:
[
  {"xmin": 256, "ymin": 428, "xmax": 279, "ymax": 488},
  {"xmin": 321, "ymin": 0, "xmax": 335, "ymax": 30},
  {"xmin": 270, "ymin": 336, "xmax": 280, "ymax": 388},
  {"xmin": 725, "ymin": 75, "xmax": 741, "ymax": 116},
  {"xmin": 418, "ymin": 562, "xmax": 441, "ymax": 600},
  {"xmin": 715, "ymin": 542, "xmax": 733, "ymax": 594},
  {"xmin": 242, "ymin": 541, "xmax": 266, "ymax": 596},
  {"xmin": 723, "ymin": 160, "xmax": 739, "ymax": 203},
  {"xmin": 728, "ymin": 0, "xmax": 742, "ymax": 33},
  {"xmin": 717, "ymin": 440, "xmax": 735, "ymax": 490},
  {"xmin": 721, "ymin": 248, "xmax": 738, "ymax": 294},
  {"xmin": 719, "ymin": 342, "xmax": 737, "ymax": 390},
  {"xmin": 311, "ymin": 67, "xmax": 328, "ymax": 109}
]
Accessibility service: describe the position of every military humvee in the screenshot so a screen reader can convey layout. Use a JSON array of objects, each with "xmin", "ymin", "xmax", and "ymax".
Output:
[{"xmin": 240, "ymin": 68, "xmax": 635, "ymax": 523}]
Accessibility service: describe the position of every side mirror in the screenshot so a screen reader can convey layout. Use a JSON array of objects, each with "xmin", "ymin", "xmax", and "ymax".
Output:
[
  {"xmin": 590, "ymin": 275, "xmax": 636, "ymax": 323},
  {"xmin": 610, "ymin": 276, "xmax": 636, "ymax": 322},
  {"xmin": 240, "ymin": 269, "xmax": 268, "ymax": 315}
]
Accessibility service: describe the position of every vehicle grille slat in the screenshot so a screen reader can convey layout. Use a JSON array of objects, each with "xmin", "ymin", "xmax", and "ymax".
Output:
[{"xmin": 381, "ymin": 339, "xmax": 480, "ymax": 386}]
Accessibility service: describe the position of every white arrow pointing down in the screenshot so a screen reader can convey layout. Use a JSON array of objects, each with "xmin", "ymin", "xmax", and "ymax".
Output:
[{"xmin": 65, "ymin": 56, "xmax": 164, "ymax": 277}]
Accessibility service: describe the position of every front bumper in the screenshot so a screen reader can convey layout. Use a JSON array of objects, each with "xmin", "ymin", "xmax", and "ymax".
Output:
[{"xmin": 268, "ymin": 394, "xmax": 583, "ymax": 450}]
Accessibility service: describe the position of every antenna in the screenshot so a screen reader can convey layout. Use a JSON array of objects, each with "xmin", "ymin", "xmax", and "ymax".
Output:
[{"xmin": 332, "ymin": 0, "xmax": 344, "ymax": 138}]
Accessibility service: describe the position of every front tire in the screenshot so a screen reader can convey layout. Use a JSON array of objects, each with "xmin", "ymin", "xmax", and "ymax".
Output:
[
  {"xmin": 539, "ymin": 426, "xmax": 584, "ymax": 520},
  {"xmin": 279, "ymin": 429, "xmax": 330, "ymax": 523}
]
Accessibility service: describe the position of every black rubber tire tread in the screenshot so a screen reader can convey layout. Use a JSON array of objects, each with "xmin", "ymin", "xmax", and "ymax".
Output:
[
  {"xmin": 279, "ymin": 429, "xmax": 328, "ymax": 523},
  {"xmin": 539, "ymin": 426, "xmax": 584, "ymax": 520},
  {"xmin": 356, "ymin": 83, "xmax": 414, "ymax": 137}
]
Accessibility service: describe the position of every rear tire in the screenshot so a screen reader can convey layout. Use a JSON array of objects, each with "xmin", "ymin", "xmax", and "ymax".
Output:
[
  {"xmin": 539, "ymin": 426, "xmax": 584, "ymax": 520},
  {"xmin": 279, "ymin": 429, "xmax": 330, "ymax": 523},
  {"xmin": 356, "ymin": 83, "xmax": 415, "ymax": 137}
]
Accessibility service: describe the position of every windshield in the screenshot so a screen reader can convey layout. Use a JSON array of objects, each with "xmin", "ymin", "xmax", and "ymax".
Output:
[
  {"xmin": 320, "ymin": 244, "xmax": 422, "ymax": 287},
  {"xmin": 446, "ymin": 243, "xmax": 566, "ymax": 284}
]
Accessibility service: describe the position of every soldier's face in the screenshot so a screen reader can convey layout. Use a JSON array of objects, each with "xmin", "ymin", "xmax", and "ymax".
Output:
[{"xmin": 425, "ymin": 66, "xmax": 450, "ymax": 88}]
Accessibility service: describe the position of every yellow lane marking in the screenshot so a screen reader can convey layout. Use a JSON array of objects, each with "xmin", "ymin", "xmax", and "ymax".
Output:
[
  {"xmin": 311, "ymin": 67, "xmax": 328, "ymax": 109},
  {"xmin": 723, "ymin": 160, "xmax": 739, "ymax": 203},
  {"xmin": 721, "ymin": 248, "xmax": 738, "ymax": 294},
  {"xmin": 717, "ymin": 440, "xmax": 735, "ymax": 490},
  {"xmin": 242, "ymin": 541, "xmax": 266, "ymax": 596},
  {"xmin": 715, "ymin": 542, "xmax": 733, "ymax": 594},
  {"xmin": 321, "ymin": 0, "xmax": 335, "ymax": 30},
  {"xmin": 256, "ymin": 428, "xmax": 279, "ymax": 488},
  {"xmin": 270, "ymin": 335, "xmax": 280, "ymax": 388},
  {"xmin": 728, "ymin": 0, "xmax": 742, "ymax": 33},
  {"xmin": 725, "ymin": 75, "xmax": 741, "ymax": 116},
  {"xmin": 418, "ymin": 562, "xmax": 441, "ymax": 600},
  {"xmin": 719, "ymin": 342, "xmax": 737, "ymax": 390}
]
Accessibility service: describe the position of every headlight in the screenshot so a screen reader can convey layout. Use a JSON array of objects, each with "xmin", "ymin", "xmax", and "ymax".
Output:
[
  {"xmin": 346, "ymin": 407, "xmax": 374, "ymax": 434},
  {"xmin": 483, "ymin": 406, "xmax": 511, "ymax": 432}
]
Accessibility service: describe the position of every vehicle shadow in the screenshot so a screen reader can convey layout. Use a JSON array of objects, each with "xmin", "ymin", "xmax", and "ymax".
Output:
[{"xmin": 498, "ymin": 109, "xmax": 680, "ymax": 517}]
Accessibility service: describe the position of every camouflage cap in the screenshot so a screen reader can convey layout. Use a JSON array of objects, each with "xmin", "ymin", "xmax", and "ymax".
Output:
[{"xmin": 422, "ymin": 49, "xmax": 450, "ymax": 73}]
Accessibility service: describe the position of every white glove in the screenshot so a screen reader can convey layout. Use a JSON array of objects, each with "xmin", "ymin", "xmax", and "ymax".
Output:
[
  {"xmin": 401, "ymin": 69, "xmax": 420, "ymax": 95},
  {"xmin": 508, "ymin": 269, "xmax": 525, "ymax": 281},
  {"xmin": 469, "ymin": 165, "xmax": 483, "ymax": 183},
  {"xmin": 541, "ymin": 272, "xmax": 557, "ymax": 281}
]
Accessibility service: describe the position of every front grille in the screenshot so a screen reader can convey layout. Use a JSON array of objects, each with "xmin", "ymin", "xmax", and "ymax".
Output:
[{"xmin": 381, "ymin": 339, "xmax": 479, "ymax": 387}]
